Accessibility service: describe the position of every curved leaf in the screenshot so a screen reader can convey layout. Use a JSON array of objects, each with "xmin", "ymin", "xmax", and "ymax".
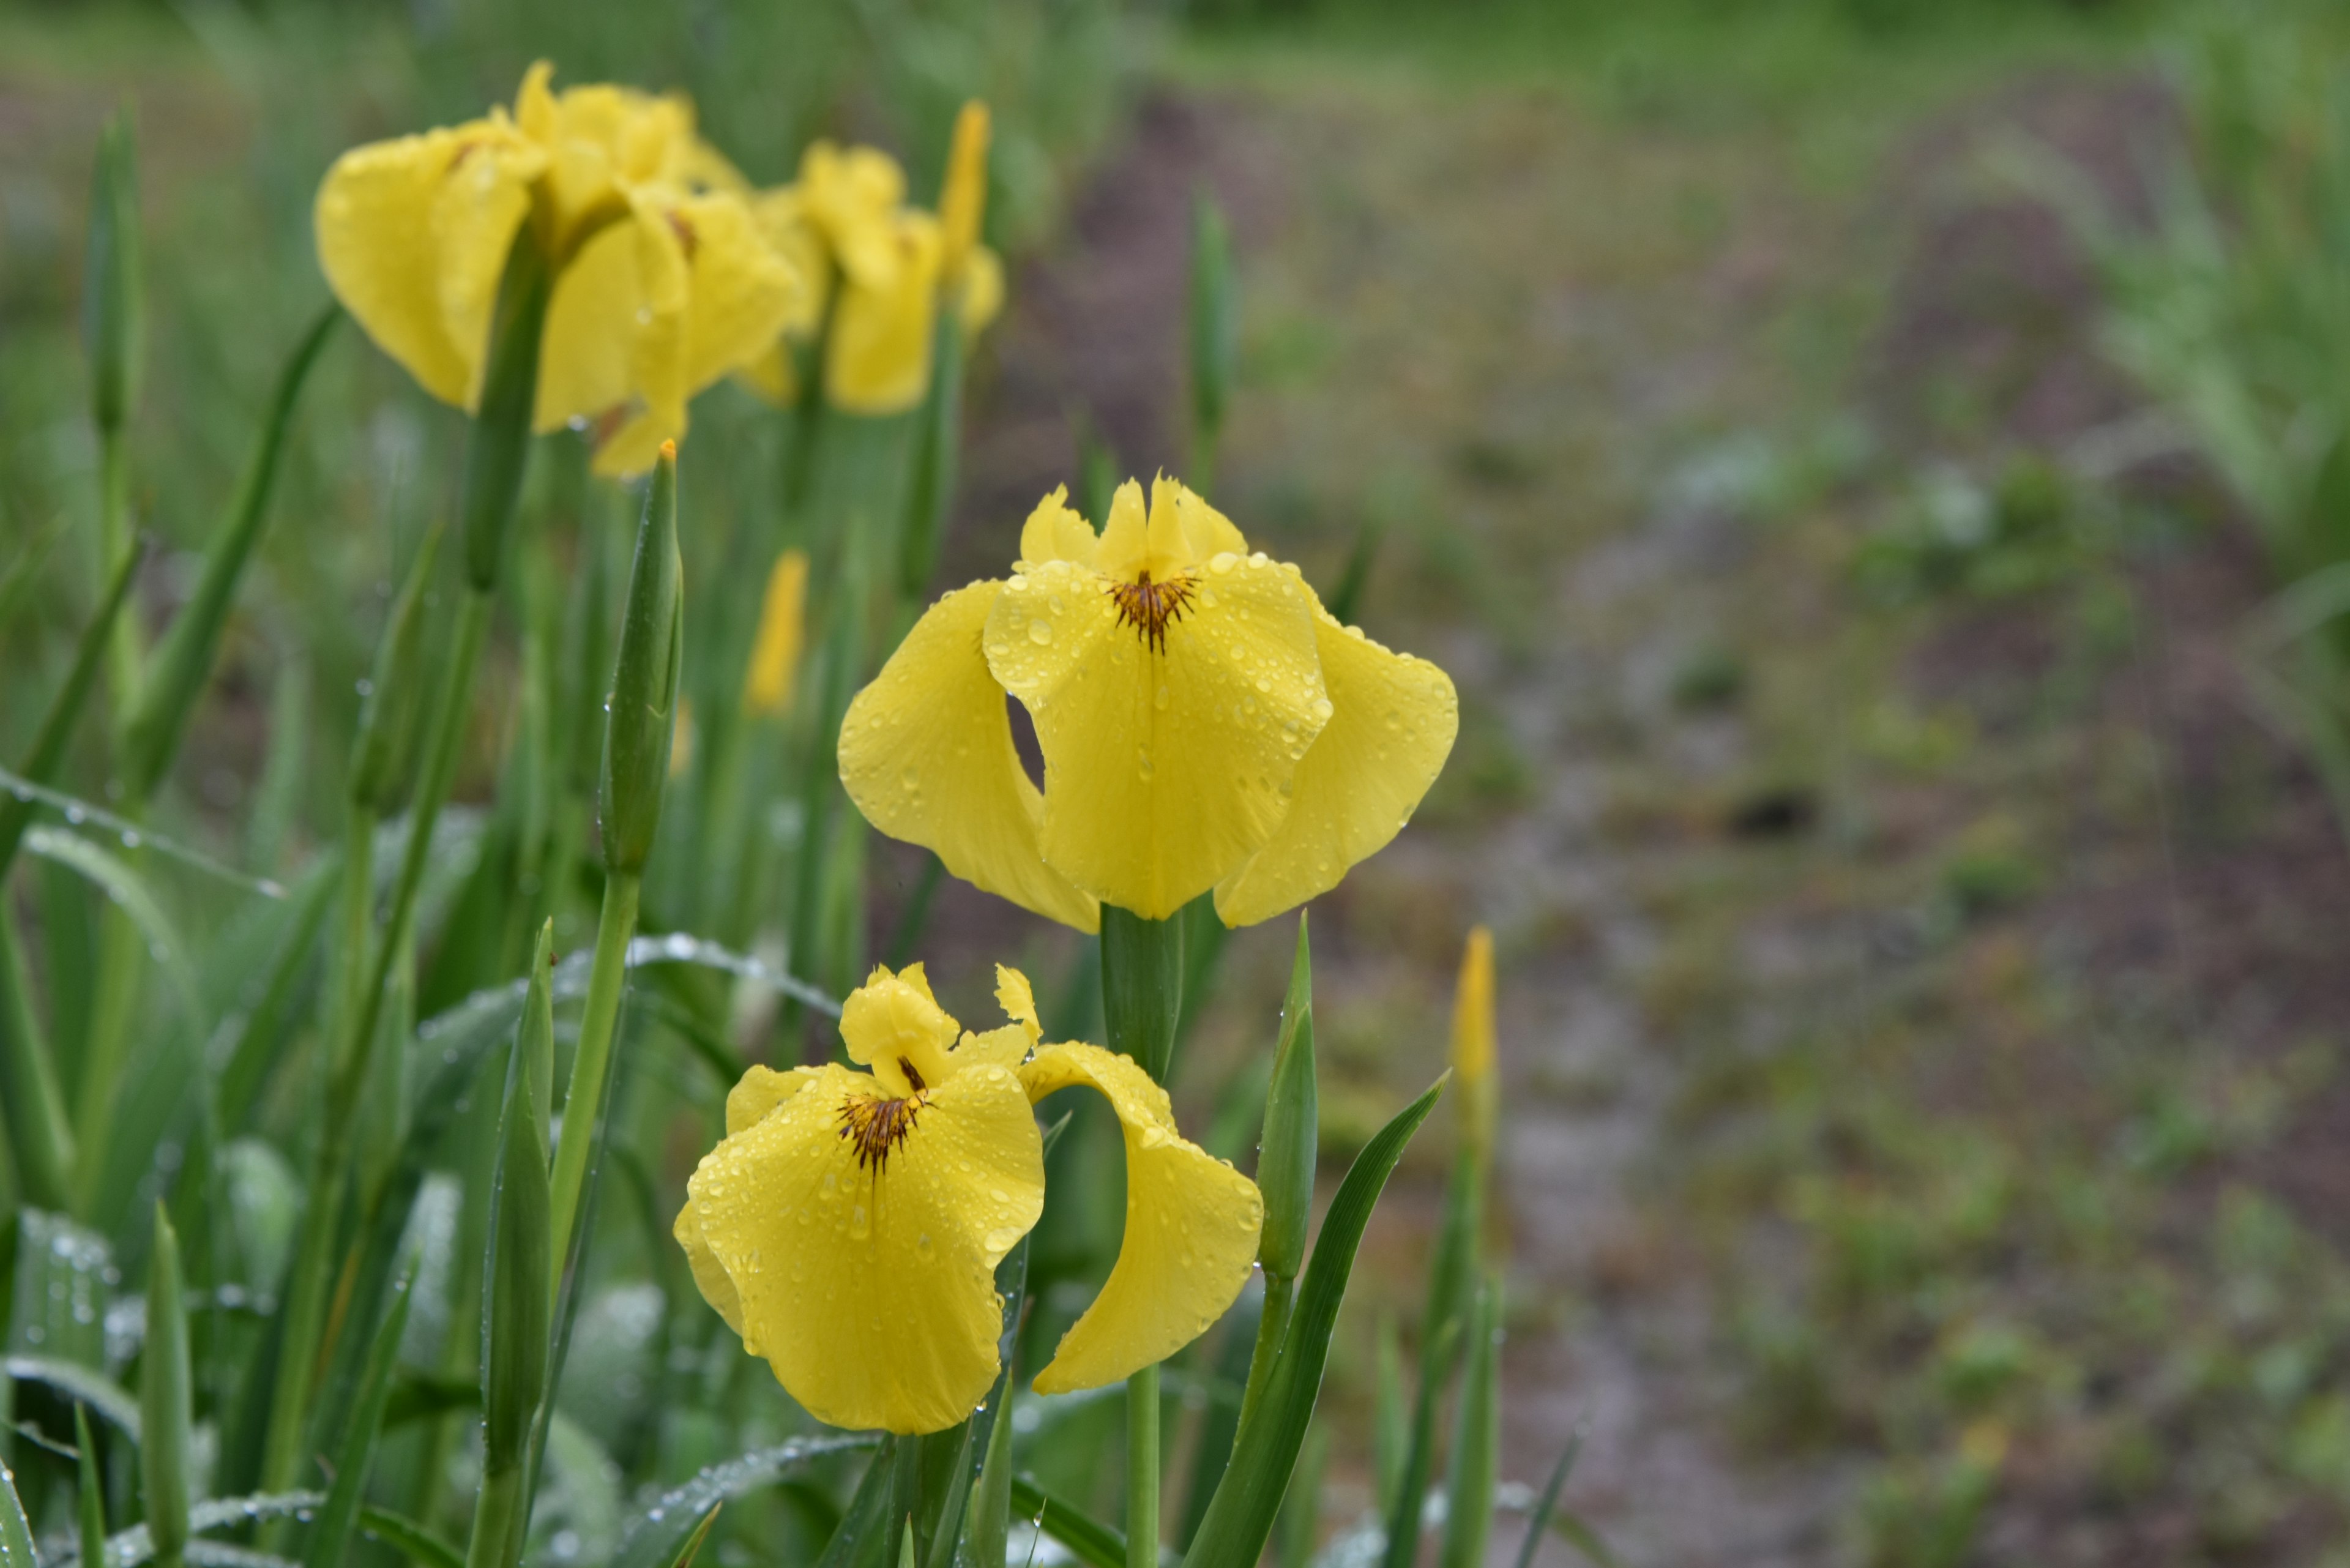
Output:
[
  {"xmin": 611, "ymin": 1435, "xmax": 878, "ymax": 1568},
  {"xmin": 6, "ymin": 1354, "xmax": 140, "ymax": 1443},
  {"xmin": 25, "ymin": 826, "xmax": 203, "ymax": 1025}
]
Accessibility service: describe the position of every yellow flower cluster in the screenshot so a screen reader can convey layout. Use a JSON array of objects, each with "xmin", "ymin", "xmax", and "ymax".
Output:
[
  {"xmin": 675, "ymin": 963, "xmax": 1261, "ymax": 1433},
  {"xmin": 315, "ymin": 67, "xmax": 996, "ymax": 474}
]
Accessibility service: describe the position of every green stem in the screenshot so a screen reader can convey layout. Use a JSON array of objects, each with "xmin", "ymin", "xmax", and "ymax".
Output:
[
  {"xmin": 334, "ymin": 804, "xmax": 377, "ymax": 1078},
  {"xmin": 1100, "ymin": 907, "xmax": 1185, "ymax": 1083},
  {"xmin": 460, "ymin": 1462, "xmax": 529, "ymax": 1568},
  {"xmin": 546, "ymin": 868, "xmax": 641, "ymax": 1282},
  {"xmin": 259, "ymin": 587, "xmax": 492, "ymax": 1498},
  {"xmin": 1127, "ymin": 1365, "xmax": 1160, "ymax": 1568}
]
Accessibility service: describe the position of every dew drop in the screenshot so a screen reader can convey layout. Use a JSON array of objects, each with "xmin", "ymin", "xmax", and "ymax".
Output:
[
  {"xmin": 1028, "ymin": 619, "xmax": 1054, "ymax": 646},
  {"xmin": 1210, "ymin": 552, "xmax": 1237, "ymax": 575}
]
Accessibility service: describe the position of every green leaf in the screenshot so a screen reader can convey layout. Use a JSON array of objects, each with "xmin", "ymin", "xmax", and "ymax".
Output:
[
  {"xmin": 76, "ymin": 1491, "xmax": 327, "ymax": 1567},
  {"xmin": 213, "ymin": 863, "xmax": 335, "ymax": 1132},
  {"xmin": 1437, "ymin": 1277, "xmax": 1501, "ymax": 1568},
  {"xmin": 1372, "ymin": 1315, "xmax": 1404, "ymax": 1518},
  {"xmin": 898, "ymin": 307, "xmax": 963, "ymax": 600},
  {"xmin": 665, "ymin": 1506, "xmax": 722, "ymax": 1568},
  {"xmin": 142, "ymin": 1204, "xmax": 192, "ymax": 1568},
  {"xmin": 4, "ymin": 1357, "xmax": 137, "ymax": 1439},
  {"xmin": 0, "ymin": 532, "xmax": 146, "ymax": 881},
  {"xmin": 0, "ymin": 906, "xmax": 76, "ymax": 1210},
  {"xmin": 1379, "ymin": 1312, "xmax": 1460, "ymax": 1568},
  {"xmin": 6, "ymin": 1209, "xmax": 113, "ymax": 1368},
  {"xmin": 0, "ymin": 1452, "xmax": 34, "ymax": 1568},
  {"xmin": 78, "ymin": 1404, "xmax": 109, "ymax": 1568},
  {"xmin": 358, "ymin": 1506, "xmax": 467, "ymax": 1568},
  {"xmin": 300, "ymin": 1261, "xmax": 416, "ymax": 1568},
  {"xmin": 25, "ymin": 826, "xmax": 203, "ymax": 1026},
  {"xmin": 1510, "ymin": 1433, "xmax": 1583, "ymax": 1568},
  {"xmin": 1182, "ymin": 1075, "xmax": 1446, "ymax": 1568},
  {"xmin": 1276, "ymin": 1425, "xmax": 1326, "ymax": 1568},
  {"xmin": 1548, "ymin": 1509, "xmax": 1619, "ymax": 1568},
  {"xmin": 457, "ymin": 237, "xmax": 548, "ymax": 594},
  {"xmin": 961, "ymin": 1364, "xmax": 1017, "ymax": 1568},
  {"xmin": 1187, "ymin": 192, "xmax": 1237, "ymax": 461},
  {"xmin": 348, "ymin": 521, "xmax": 446, "ymax": 815},
  {"xmin": 1325, "ymin": 521, "xmax": 1384, "ymax": 629},
  {"xmin": 813, "ymin": 1443, "xmax": 898, "ymax": 1568},
  {"xmin": 1008, "ymin": 1479, "xmax": 1127, "ymax": 1568},
  {"xmin": 119, "ymin": 304, "xmax": 339, "ymax": 804},
  {"xmin": 0, "ymin": 513, "xmax": 71, "ymax": 633},
  {"xmin": 482, "ymin": 1038, "xmax": 553, "ymax": 1472}
]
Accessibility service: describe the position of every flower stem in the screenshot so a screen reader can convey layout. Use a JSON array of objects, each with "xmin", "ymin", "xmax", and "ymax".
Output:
[
  {"xmin": 1128, "ymin": 1364, "xmax": 1161, "ymax": 1568},
  {"xmin": 546, "ymin": 867, "xmax": 641, "ymax": 1282},
  {"xmin": 1100, "ymin": 907, "xmax": 1185, "ymax": 1085}
]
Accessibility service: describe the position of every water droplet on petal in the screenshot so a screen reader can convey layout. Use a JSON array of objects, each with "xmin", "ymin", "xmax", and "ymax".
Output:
[{"xmin": 1028, "ymin": 619, "xmax": 1054, "ymax": 646}]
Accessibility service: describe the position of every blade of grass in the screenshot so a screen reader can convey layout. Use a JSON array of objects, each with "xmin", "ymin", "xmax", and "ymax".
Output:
[
  {"xmin": 3, "ymin": 1356, "xmax": 138, "ymax": 1441},
  {"xmin": 1436, "ymin": 1278, "xmax": 1500, "ymax": 1568},
  {"xmin": 611, "ymin": 1436, "xmax": 878, "ymax": 1568},
  {"xmin": 0, "ymin": 513, "xmax": 70, "ymax": 631},
  {"xmin": 0, "ymin": 1451, "xmax": 32, "ymax": 1568},
  {"xmin": 0, "ymin": 533, "xmax": 146, "ymax": 881},
  {"xmin": 1510, "ymin": 1433, "xmax": 1583, "ymax": 1568},
  {"xmin": 1183, "ymin": 1075, "xmax": 1447, "ymax": 1568},
  {"xmin": 300, "ymin": 1260, "xmax": 416, "ymax": 1568},
  {"xmin": 358, "ymin": 1506, "xmax": 467, "ymax": 1568},
  {"xmin": 143, "ymin": 1204, "xmax": 192, "ymax": 1568},
  {"xmin": 1008, "ymin": 1478, "xmax": 1125, "ymax": 1568},
  {"xmin": 118, "ymin": 305, "xmax": 340, "ymax": 804},
  {"xmin": 0, "ymin": 906, "xmax": 75, "ymax": 1211},
  {"xmin": 77, "ymin": 1404, "xmax": 108, "ymax": 1566}
]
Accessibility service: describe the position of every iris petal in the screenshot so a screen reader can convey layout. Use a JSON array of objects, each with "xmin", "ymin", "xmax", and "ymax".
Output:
[
  {"xmin": 839, "ymin": 581, "xmax": 1101, "ymax": 931},
  {"xmin": 1018, "ymin": 1044, "xmax": 1264, "ymax": 1392},
  {"xmin": 682, "ymin": 1061, "xmax": 1044, "ymax": 1435},
  {"xmin": 315, "ymin": 119, "xmax": 543, "ymax": 409},
  {"xmin": 1214, "ymin": 603, "xmax": 1458, "ymax": 927},
  {"xmin": 985, "ymin": 552, "xmax": 1327, "ymax": 920}
]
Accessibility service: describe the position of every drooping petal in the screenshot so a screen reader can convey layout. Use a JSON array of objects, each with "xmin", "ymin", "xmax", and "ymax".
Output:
[
  {"xmin": 985, "ymin": 553, "xmax": 1328, "ymax": 920},
  {"xmin": 673, "ymin": 1198, "xmax": 744, "ymax": 1338},
  {"xmin": 825, "ymin": 212, "xmax": 942, "ymax": 415},
  {"xmin": 995, "ymin": 965, "xmax": 1043, "ymax": 1045},
  {"xmin": 314, "ymin": 118, "xmax": 543, "ymax": 408},
  {"xmin": 534, "ymin": 201, "xmax": 692, "ymax": 475},
  {"xmin": 838, "ymin": 581, "xmax": 1101, "ymax": 931},
  {"xmin": 1213, "ymin": 605, "xmax": 1458, "ymax": 927},
  {"xmin": 838, "ymin": 963, "xmax": 961, "ymax": 1099},
  {"xmin": 725, "ymin": 1063, "xmax": 821, "ymax": 1136},
  {"xmin": 676, "ymin": 190, "xmax": 805, "ymax": 397},
  {"xmin": 1017, "ymin": 1044, "xmax": 1263, "ymax": 1392},
  {"xmin": 684, "ymin": 1062, "xmax": 1045, "ymax": 1434}
]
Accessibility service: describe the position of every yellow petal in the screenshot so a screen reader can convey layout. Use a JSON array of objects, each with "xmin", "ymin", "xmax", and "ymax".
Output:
[
  {"xmin": 839, "ymin": 963, "xmax": 961, "ymax": 1099},
  {"xmin": 995, "ymin": 965, "xmax": 1042, "ymax": 1045},
  {"xmin": 985, "ymin": 551, "xmax": 1328, "ymax": 920},
  {"xmin": 1017, "ymin": 487, "xmax": 1099, "ymax": 570},
  {"xmin": 1449, "ymin": 926, "xmax": 1497, "ymax": 1171},
  {"xmin": 684, "ymin": 1061, "xmax": 1044, "ymax": 1433},
  {"xmin": 736, "ymin": 343, "xmax": 799, "ymax": 407},
  {"xmin": 824, "ymin": 212, "xmax": 942, "ymax": 415},
  {"xmin": 1095, "ymin": 480, "xmax": 1149, "ymax": 582},
  {"xmin": 752, "ymin": 187, "xmax": 831, "ymax": 335},
  {"xmin": 535, "ymin": 203, "xmax": 692, "ymax": 476},
  {"xmin": 938, "ymin": 101, "xmax": 991, "ymax": 285},
  {"xmin": 314, "ymin": 118, "xmax": 543, "ymax": 409},
  {"xmin": 1018, "ymin": 1044, "xmax": 1263, "ymax": 1392},
  {"xmin": 1213, "ymin": 605, "xmax": 1458, "ymax": 927},
  {"xmin": 960, "ymin": 245, "xmax": 1005, "ymax": 338},
  {"xmin": 677, "ymin": 190, "xmax": 806, "ymax": 396},
  {"xmin": 673, "ymin": 1196, "xmax": 744, "ymax": 1338},
  {"xmin": 800, "ymin": 141, "xmax": 908, "ymax": 282},
  {"xmin": 744, "ymin": 549, "xmax": 809, "ymax": 717},
  {"xmin": 1176, "ymin": 485, "xmax": 1248, "ymax": 561},
  {"xmin": 838, "ymin": 580, "xmax": 1101, "ymax": 931},
  {"xmin": 726, "ymin": 1063, "xmax": 821, "ymax": 1136}
]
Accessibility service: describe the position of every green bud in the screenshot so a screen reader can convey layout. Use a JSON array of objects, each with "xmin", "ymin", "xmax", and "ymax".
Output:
[
  {"xmin": 349, "ymin": 521, "xmax": 444, "ymax": 813},
  {"xmin": 600, "ymin": 445, "xmax": 683, "ymax": 876},
  {"xmin": 141, "ymin": 1203, "xmax": 192, "ymax": 1568},
  {"xmin": 1256, "ymin": 914, "xmax": 1319, "ymax": 1283},
  {"xmin": 483, "ymin": 1011, "xmax": 552, "ymax": 1475},
  {"xmin": 84, "ymin": 105, "xmax": 144, "ymax": 435}
]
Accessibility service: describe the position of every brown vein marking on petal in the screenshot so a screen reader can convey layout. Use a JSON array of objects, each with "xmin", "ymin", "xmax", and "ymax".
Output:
[
  {"xmin": 839, "ymin": 1088, "xmax": 922, "ymax": 1173},
  {"xmin": 1106, "ymin": 570, "xmax": 1198, "ymax": 656},
  {"xmin": 665, "ymin": 208, "xmax": 699, "ymax": 261}
]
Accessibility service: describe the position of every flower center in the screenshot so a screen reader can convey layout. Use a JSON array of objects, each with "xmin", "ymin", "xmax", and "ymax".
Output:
[
  {"xmin": 1106, "ymin": 570, "xmax": 1197, "ymax": 656},
  {"xmin": 837, "ymin": 1058, "xmax": 928, "ymax": 1173}
]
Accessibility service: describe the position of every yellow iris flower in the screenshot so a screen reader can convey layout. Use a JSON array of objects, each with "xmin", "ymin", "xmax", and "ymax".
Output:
[
  {"xmin": 740, "ymin": 106, "xmax": 1005, "ymax": 416},
  {"xmin": 315, "ymin": 62, "xmax": 804, "ymax": 476},
  {"xmin": 675, "ymin": 962, "xmax": 1262, "ymax": 1435},
  {"xmin": 838, "ymin": 477, "xmax": 1459, "ymax": 927}
]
